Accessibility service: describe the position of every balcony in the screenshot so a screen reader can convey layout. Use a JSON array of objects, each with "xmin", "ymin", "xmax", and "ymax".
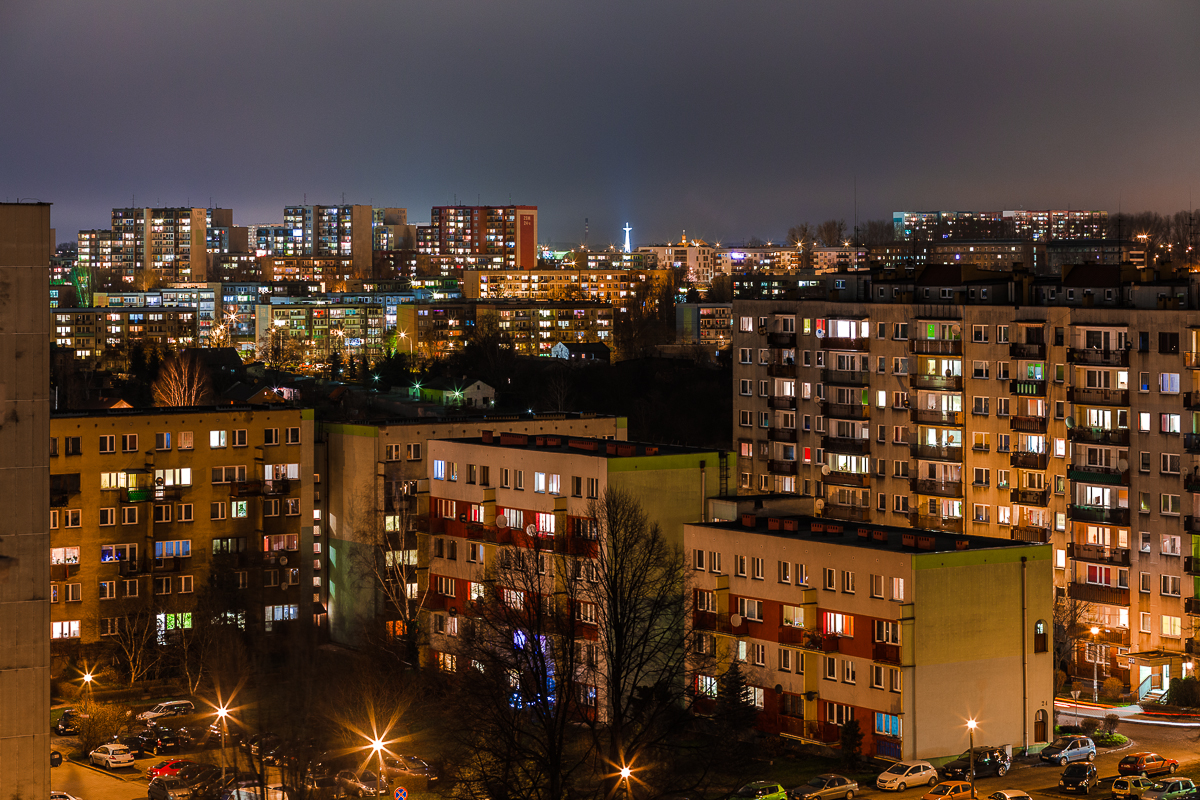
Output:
[
  {"xmin": 229, "ymin": 480, "xmax": 263, "ymax": 497},
  {"xmin": 909, "ymin": 338, "xmax": 962, "ymax": 355},
  {"xmin": 821, "ymin": 368, "xmax": 870, "ymax": 387},
  {"xmin": 768, "ymin": 427, "xmax": 798, "ymax": 443},
  {"xmin": 768, "ymin": 331, "xmax": 796, "ymax": 347},
  {"xmin": 767, "ymin": 362, "xmax": 795, "ymax": 377},
  {"xmin": 823, "ymin": 503, "xmax": 870, "ymax": 523},
  {"xmin": 1010, "ymin": 415, "xmax": 1048, "ymax": 433},
  {"xmin": 1069, "ymin": 427, "xmax": 1129, "ymax": 446},
  {"xmin": 821, "ymin": 402, "xmax": 869, "ymax": 420},
  {"xmin": 824, "ymin": 470, "xmax": 870, "ymax": 488},
  {"xmin": 1011, "ymin": 342, "xmax": 1047, "ymax": 360},
  {"xmin": 693, "ymin": 609, "xmax": 749, "ymax": 637},
  {"xmin": 1187, "ymin": 516, "xmax": 1200, "ymax": 533},
  {"xmin": 910, "ymin": 513, "xmax": 963, "ymax": 533},
  {"xmin": 1068, "ymin": 387, "xmax": 1129, "ymax": 406},
  {"xmin": 1185, "ymin": 434, "xmax": 1200, "ymax": 454},
  {"xmin": 1068, "ymin": 348, "xmax": 1128, "ymax": 367},
  {"xmin": 1185, "ymin": 392, "xmax": 1200, "ymax": 410},
  {"xmin": 777, "ymin": 625, "xmax": 817, "ymax": 646},
  {"xmin": 1184, "ymin": 556, "xmax": 1200, "ymax": 576},
  {"xmin": 768, "ymin": 460, "xmax": 798, "ymax": 475},
  {"xmin": 1011, "ymin": 488, "xmax": 1049, "ymax": 506},
  {"xmin": 780, "ymin": 718, "xmax": 842, "ymax": 744},
  {"xmin": 1068, "ymin": 582, "xmax": 1130, "ymax": 606},
  {"xmin": 822, "ymin": 435, "xmax": 870, "ymax": 456},
  {"xmin": 911, "ymin": 374, "xmax": 964, "ymax": 392},
  {"xmin": 1070, "ymin": 463, "xmax": 1128, "ymax": 486},
  {"xmin": 822, "ymin": 337, "xmax": 869, "ymax": 352},
  {"xmin": 1187, "ymin": 352, "xmax": 1200, "ymax": 368},
  {"xmin": 768, "ymin": 395, "xmax": 797, "ymax": 410},
  {"xmin": 914, "ymin": 479, "xmax": 963, "ymax": 498},
  {"xmin": 264, "ymin": 479, "xmax": 292, "ymax": 495},
  {"xmin": 1068, "ymin": 504, "xmax": 1130, "ymax": 526},
  {"xmin": 911, "ymin": 443, "xmax": 963, "ymax": 462},
  {"xmin": 1010, "ymin": 451, "xmax": 1049, "ymax": 469},
  {"xmin": 1012, "ymin": 525, "xmax": 1051, "ymax": 543},
  {"xmin": 873, "ymin": 642, "xmax": 902, "ymax": 665},
  {"xmin": 1012, "ymin": 379, "xmax": 1047, "ymax": 397},
  {"xmin": 911, "ymin": 408, "xmax": 964, "ymax": 426},
  {"xmin": 1188, "ymin": 598, "xmax": 1200, "ymax": 616},
  {"xmin": 124, "ymin": 486, "xmax": 181, "ymax": 503},
  {"xmin": 1068, "ymin": 542, "xmax": 1131, "ymax": 567}
]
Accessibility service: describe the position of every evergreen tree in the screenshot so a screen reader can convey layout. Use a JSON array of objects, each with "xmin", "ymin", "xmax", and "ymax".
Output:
[
  {"xmin": 840, "ymin": 718, "xmax": 864, "ymax": 770},
  {"xmin": 712, "ymin": 661, "xmax": 758, "ymax": 737}
]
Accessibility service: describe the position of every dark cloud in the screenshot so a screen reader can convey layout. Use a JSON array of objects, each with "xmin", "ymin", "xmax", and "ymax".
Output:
[{"xmin": 2, "ymin": 1, "xmax": 1197, "ymax": 245}]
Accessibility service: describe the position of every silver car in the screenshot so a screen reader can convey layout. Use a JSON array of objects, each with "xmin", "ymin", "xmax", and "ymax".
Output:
[{"xmin": 878, "ymin": 761, "xmax": 940, "ymax": 792}]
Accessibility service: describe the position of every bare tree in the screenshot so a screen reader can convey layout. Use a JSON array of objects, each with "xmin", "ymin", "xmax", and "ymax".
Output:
[
  {"xmin": 105, "ymin": 608, "xmax": 164, "ymax": 686},
  {"xmin": 863, "ymin": 218, "xmax": 895, "ymax": 246},
  {"xmin": 707, "ymin": 274, "xmax": 733, "ymax": 302},
  {"xmin": 153, "ymin": 351, "xmax": 213, "ymax": 406},
  {"xmin": 75, "ymin": 698, "xmax": 135, "ymax": 756},
  {"xmin": 1054, "ymin": 595, "xmax": 1095, "ymax": 677},
  {"xmin": 255, "ymin": 325, "xmax": 305, "ymax": 372},
  {"xmin": 816, "ymin": 219, "xmax": 847, "ymax": 247}
]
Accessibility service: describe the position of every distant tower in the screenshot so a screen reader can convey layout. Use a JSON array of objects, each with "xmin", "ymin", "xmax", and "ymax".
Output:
[{"xmin": 623, "ymin": 223, "xmax": 632, "ymax": 253}]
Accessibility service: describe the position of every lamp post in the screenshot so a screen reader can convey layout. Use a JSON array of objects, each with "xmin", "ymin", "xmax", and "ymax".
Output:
[
  {"xmin": 966, "ymin": 718, "xmax": 977, "ymax": 799},
  {"xmin": 619, "ymin": 765, "xmax": 632, "ymax": 800},
  {"xmin": 1091, "ymin": 626, "xmax": 1101, "ymax": 702},
  {"xmin": 399, "ymin": 329, "xmax": 412, "ymax": 356},
  {"xmin": 81, "ymin": 671, "xmax": 93, "ymax": 699},
  {"xmin": 216, "ymin": 705, "xmax": 229, "ymax": 780},
  {"xmin": 371, "ymin": 738, "xmax": 386, "ymax": 795}
]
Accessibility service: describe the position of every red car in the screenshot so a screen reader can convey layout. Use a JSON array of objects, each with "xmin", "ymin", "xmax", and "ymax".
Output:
[
  {"xmin": 1118, "ymin": 753, "xmax": 1179, "ymax": 777},
  {"xmin": 146, "ymin": 759, "xmax": 198, "ymax": 779}
]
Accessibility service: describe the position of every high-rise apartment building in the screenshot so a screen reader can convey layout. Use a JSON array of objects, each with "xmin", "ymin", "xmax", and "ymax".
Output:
[
  {"xmin": 894, "ymin": 210, "xmax": 1109, "ymax": 242},
  {"xmin": 0, "ymin": 202, "xmax": 53, "ymax": 800},
  {"xmin": 419, "ymin": 205, "xmax": 538, "ymax": 270},
  {"xmin": 732, "ymin": 263, "xmax": 1200, "ymax": 695},
  {"xmin": 111, "ymin": 207, "xmax": 210, "ymax": 282},
  {"xmin": 282, "ymin": 204, "xmax": 375, "ymax": 277}
]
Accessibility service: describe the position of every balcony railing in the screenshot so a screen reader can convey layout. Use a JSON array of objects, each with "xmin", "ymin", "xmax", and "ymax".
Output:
[
  {"xmin": 1187, "ymin": 598, "xmax": 1200, "ymax": 616},
  {"xmin": 768, "ymin": 396, "xmax": 797, "ymax": 410},
  {"xmin": 1011, "ymin": 488, "xmax": 1049, "ymax": 506},
  {"xmin": 911, "ymin": 374, "xmax": 964, "ymax": 391},
  {"xmin": 1182, "ymin": 556, "xmax": 1200, "ymax": 576},
  {"xmin": 1184, "ymin": 434, "xmax": 1200, "ymax": 454},
  {"xmin": 824, "ymin": 471, "xmax": 870, "ymax": 488},
  {"xmin": 693, "ymin": 609, "xmax": 749, "ymax": 637},
  {"xmin": 768, "ymin": 331, "xmax": 796, "ymax": 347},
  {"xmin": 1069, "ymin": 427, "xmax": 1129, "ymax": 446},
  {"xmin": 1012, "ymin": 525, "xmax": 1051, "ymax": 543},
  {"xmin": 1185, "ymin": 392, "xmax": 1200, "ymax": 410},
  {"xmin": 873, "ymin": 642, "xmax": 902, "ymax": 665},
  {"xmin": 823, "ymin": 503, "xmax": 870, "ymax": 523},
  {"xmin": 1068, "ymin": 504, "xmax": 1130, "ymax": 525},
  {"xmin": 768, "ymin": 460, "xmax": 798, "ymax": 475},
  {"xmin": 909, "ymin": 338, "xmax": 962, "ymax": 355},
  {"xmin": 1010, "ymin": 415, "xmax": 1048, "ymax": 433},
  {"xmin": 1068, "ymin": 543, "xmax": 1131, "ymax": 567},
  {"xmin": 768, "ymin": 427, "xmax": 798, "ymax": 443},
  {"xmin": 911, "ymin": 408, "xmax": 964, "ymax": 426},
  {"xmin": 1010, "ymin": 451, "xmax": 1049, "ymax": 469},
  {"xmin": 1068, "ymin": 582, "xmax": 1130, "ymax": 606},
  {"xmin": 1010, "ymin": 342, "xmax": 1047, "ymax": 360},
  {"xmin": 822, "ymin": 337, "xmax": 869, "ymax": 351},
  {"xmin": 914, "ymin": 479, "xmax": 963, "ymax": 498},
  {"xmin": 124, "ymin": 486, "xmax": 182, "ymax": 503},
  {"xmin": 910, "ymin": 513, "xmax": 963, "ymax": 533},
  {"xmin": 1012, "ymin": 379, "xmax": 1047, "ymax": 397},
  {"xmin": 1187, "ymin": 516, "xmax": 1200, "ymax": 533},
  {"xmin": 777, "ymin": 625, "xmax": 817, "ymax": 646},
  {"xmin": 1068, "ymin": 348, "xmax": 1128, "ymax": 366},
  {"xmin": 1069, "ymin": 464, "xmax": 1127, "ymax": 486},
  {"xmin": 767, "ymin": 362, "xmax": 795, "ymax": 377},
  {"xmin": 821, "ymin": 401, "xmax": 869, "ymax": 420},
  {"xmin": 821, "ymin": 435, "xmax": 870, "ymax": 455},
  {"xmin": 911, "ymin": 443, "xmax": 964, "ymax": 462},
  {"xmin": 1186, "ymin": 352, "xmax": 1200, "ymax": 368},
  {"xmin": 1068, "ymin": 387, "xmax": 1129, "ymax": 406},
  {"xmin": 821, "ymin": 368, "xmax": 871, "ymax": 387}
]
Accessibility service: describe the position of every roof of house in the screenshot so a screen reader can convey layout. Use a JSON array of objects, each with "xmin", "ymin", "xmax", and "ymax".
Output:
[{"xmin": 442, "ymin": 431, "xmax": 714, "ymax": 459}]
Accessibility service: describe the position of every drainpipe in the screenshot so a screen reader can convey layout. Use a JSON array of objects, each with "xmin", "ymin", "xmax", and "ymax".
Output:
[
  {"xmin": 1021, "ymin": 555, "xmax": 1029, "ymax": 753},
  {"xmin": 700, "ymin": 460, "xmax": 707, "ymax": 522}
]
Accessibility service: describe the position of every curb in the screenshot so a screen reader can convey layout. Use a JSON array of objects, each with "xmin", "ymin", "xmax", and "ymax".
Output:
[{"xmin": 70, "ymin": 757, "xmax": 144, "ymax": 782}]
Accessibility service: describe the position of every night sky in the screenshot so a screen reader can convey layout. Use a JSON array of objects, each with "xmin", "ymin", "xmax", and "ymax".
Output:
[{"xmin": 2, "ymin": 1, "xmax": 1198, "ymax": 247}]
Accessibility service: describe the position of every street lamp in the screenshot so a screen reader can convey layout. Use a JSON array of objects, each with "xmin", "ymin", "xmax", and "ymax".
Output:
[
  {"xmin": 216, "ymin": 705, "xmax": 229, "ymax": 780},
  {"xmin": 1090, "ymin": 626, "xmax": 1101, "ymax": 702},
  {"xmin": 966, "ymin": 718, "xmax": 977, "ymax": 799},
  {"xmin": 370, "ymin": 737, "xmax": 386, "ymax": 795},
  {"xmin": 399, "ymin": 329, "xmax": 413, "ymax": 356}
]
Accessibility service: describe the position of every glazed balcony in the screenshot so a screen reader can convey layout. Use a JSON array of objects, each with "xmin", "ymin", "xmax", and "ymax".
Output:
[
  {"xmin": 1010, "ymin": 342, "xmax": 1047, "ymax": 360},
  {"xmin": 821, "ymin": 368, "xmax": 870, "ymax": 387},
  {"xmin": 1010, "ymin": 451, "xmax": 1049, "ymax": 469},
  {"xmin": 911, "ymin": 374, "xmax": 964, "ymax": 392},
  {"xmin": 1068, "ymin": 581, "xmax": 1130, "ymax": 606},
  {"xmin": 1010, "ymin": 415, "xmax": 1048, "ymax": 433},
  {"xmin": 768, "ymin": 395, "xmax": 797, "ymax": 410},
  {"xmin": 823, "ymin": 503, "xmax": 870, "ymax": 523},
  {"xmin": 768, "ymin": 427, "xmax": 798, "ymax": 443},
  {"xmin": 911, "ymin": 408, "xmax": 964, "ymax": 426},
  {"xmin": 1068, "ymin": 504, "xmax": 1129, "ymax": 526},
  {"xmin": 909, "ymin": 513, "xmax": 963, "ymax": 533},
  {"xmin": 1069, "ymin": 463, "xmax": 1128, "ymax": 486},
  {"xmin": 1012, "ymin": 379, "xmax": 1047, "ymax": 397},
  {"xmin": 769, "ymin": 459, "xmax": 798, "ymax": 475},
  {"xmin": 1012, "ymin": 525, "xmax": 1051, "ymax": 543},
  {"xmin": 1068, "ymin": 348, "xmax": 1128, "ymax": 367},
  {"xmin": 909, "ymin": 338, "xmax": 962, "ymax": 356},
  {"xmin": 1068, "ymin": 387, "xmax": 1128, "ymax": 406},
  {"xmin": 1068, "ymin": 542, "xmax": 1131, "ymax": 567},
  {"xmin": 768, "ymin": 331, "xmax": 796, "ymax": 347},
  {"xmin": 911, "ymin": 443, "xmax": 964, "ymax": 462},
  {"xmin": 1011, "ymin": 488, "xmax": 1050, "ymax": 506},
  {"xmin": 821, "ymin": 401, "xmax": 869, "ymax": 420},
  {"xmin": 822, "ymin": 337, "xmax": 869, "ymax": 351},
  {"xmin": 824, "ymin": 470, "xmax": 870, "ymax": 488},
  {"xmin": 872, "ymin": 642, "xmax": 902, "ymax": 665},
  {"xmin": 914, "ymin": 479, "xmax": 963, "ymax": 498},
  {"xmin": 1069, "ymin": 427, "xmax": 1129, "ymax": 446},
  {"xmin": 821, "ymin": 435, "xmax": 870, "ymax": 456}
]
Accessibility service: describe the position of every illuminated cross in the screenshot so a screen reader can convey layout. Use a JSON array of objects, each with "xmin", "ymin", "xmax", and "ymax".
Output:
[{"xmin": 623, "ymin": 223, "xmax": 632, "ymax": 253}]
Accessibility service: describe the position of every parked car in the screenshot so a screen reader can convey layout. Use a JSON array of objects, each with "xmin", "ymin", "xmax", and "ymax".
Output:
[
  {"xmin": 922, "ymin": 782, "xmax": 974, "ymax": 800},
  {"xmin": 1041, "ymin": 737, "xmax": 1097, "ymax": 766},
  {"xmin": 90, "ymin": 743, "xmax": 135, "ymax": 770},
  {"xmin": 790, "ymin": 776, "xmax": 856, "ymax": 800},
  {"xmin": 54, "ymin": 708, "xmax": 90, "ymax": 735},
  {"xmin": 878, "ymin": 761, "xmax": 940, "ymax": 791},
  {"xmin": 1113, "ymin": 777, "xmax": 1158, "ymax": 800},
  {"xmin": 1119, "ymin": 754, "xmax": 1179, "ymax": 778},
  {"xmin": 129, "ymin": 730, "xmax": 184, "ymax": 756},
  {"xmin": 381, "ymin": 755, "xmax": 439, "ymax": 782},
  {"xmin": 148, "ymin": 759, "xmax": 200, "ymax": 779},
  {"xmin": 335, "ymin": 769, "xmax": 387, "ymax": 797},
  {"xmin": 735, "ymin": 783, "xmax": 786, "ymax": 800},
  {"xmin": 989, "ymin": 791, "xmax": 1032, "ymax": 800},
  {"xmin": 51, "ymin": 792, "xmax": 81, "ymax": 800},
  {"xmin": 1142, "ymin": 780, "xmax": 1197, "ymax": 800},
  {"xmin": 138, "ymin": 701, "xmax": 197, "ymax": 722},
  {"xmin": 303, "ymin": 775, "xmax": 346, "ymax": 800},
  {"xmin": 50, "ymin": 750, "xmax": 63, "ymax": 767},
  {"xmin": 1060, "ymin": 763, "xmax": 1098, "ymax": 794},
  {"xmin": 942, "ymin": 746, "xmax": 1012, "ymax": 779}
]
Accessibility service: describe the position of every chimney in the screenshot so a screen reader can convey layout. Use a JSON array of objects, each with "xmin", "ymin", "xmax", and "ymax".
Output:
[{"xmin": 741, "ymin": 513, "xmax": 756, "ymax": 528}]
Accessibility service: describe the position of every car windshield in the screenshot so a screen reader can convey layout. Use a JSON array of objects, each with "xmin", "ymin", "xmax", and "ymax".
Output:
[
  {"xmin": 1064, "ymin": 765, "xmax": 1089, "ymax": 776},
  {"xmin": 883, "ymin": 764, "xmax": 907, "ymax": 775},
  {"xmin": 1121, "ymin": 757, "xmax": 1139, "ymax": 765},
  {"xmin": 1048, "ymin": 738, "xmax": 1073, "ymax": 749},
  {"xmin": 931, "ymin": 786, "xmax": 955, "ymax": 795},
  {"xmin": 807, "ymin": 778, "xmax": 829, "ymax": 787},
  {"xmin": 736, "ymin": 787, "xmax": 772, "ymax": 797}
]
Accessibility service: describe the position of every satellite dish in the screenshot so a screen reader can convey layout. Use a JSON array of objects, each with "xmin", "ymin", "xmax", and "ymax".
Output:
[
  {"xmin": 496, "ymin": 515, "xmax": 509, "ymax": 529},
  {"xmin": 1117, "ymin": 459, "xmax": 1129, "ymax": 473},
  {"xmin": 525, "ymin": 523, "xmax": 537, "ymax": 536},
  {"xmin": 1065, "ymin": 416, "xmax": 1075, "ymax": 429},
  {"xmin": 774, "ymin": 684, "xmax": 784, "ymax": 695},
  {"xmin": 815, "ymin": 499, "xmax": 825, "ymax": 513},
  {"xmin": 951, "ymin": 324, "xmax": 962, "ymax": 335},
  {"xmin": 729, "ymin": 614, "xmax": 743, "ymax": 627},
  {"xmin": 821, "ymin": 464, "xmax": 831, "ymax": 476},
  {"xmin": 449, "ymin": 607, "xmax": 458, "ymax": 617},
  {"xmin": 279, "ymin": 556, "xmax": 288, "ymax": 566}
]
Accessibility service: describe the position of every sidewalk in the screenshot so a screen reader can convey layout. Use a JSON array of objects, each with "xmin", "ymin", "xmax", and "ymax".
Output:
[{"xmin": 1053, "ymin": 700, "xmax": 1200, "ymax": 727}]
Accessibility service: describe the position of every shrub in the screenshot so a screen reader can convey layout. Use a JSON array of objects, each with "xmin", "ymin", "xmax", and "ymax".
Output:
[
  {"xmin": 1102, "ymin": 713, "xmax": 1120, "ymax": 734},
  {"xmin": 1080, "ymin": 717, "xmax": 1100, "ymax": 735},
  {"xmin": 1101, "ymin": 678, "xmax": 1124, "ymax": 701},
  {"xmin": 1055, "ymin": 670, "xmax": 1069, "ymax": 694},
  {"xmin": 1165, "ymin": 676, "xmax": 1200, "ymax": 708}
]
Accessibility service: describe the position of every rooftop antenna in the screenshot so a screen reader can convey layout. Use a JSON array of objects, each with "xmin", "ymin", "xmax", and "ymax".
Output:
[
  {"xmin": 853, "ymin": 175, "xmax": 858, "ymax": 248},
  {"xmin": 584, "ymin": 218, "xmax": 589, "ymax": 248}
]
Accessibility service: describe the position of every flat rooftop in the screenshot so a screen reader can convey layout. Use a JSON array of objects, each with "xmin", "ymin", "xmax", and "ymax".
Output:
[{"xmin": 444, "ymin": 431, "xmax": 718, "ymax": 459}]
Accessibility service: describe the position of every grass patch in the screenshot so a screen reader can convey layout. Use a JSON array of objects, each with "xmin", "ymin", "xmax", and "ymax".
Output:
[{"xmin": 1092, "ymin": 733, "xmax": 1128, "ymax": 747}]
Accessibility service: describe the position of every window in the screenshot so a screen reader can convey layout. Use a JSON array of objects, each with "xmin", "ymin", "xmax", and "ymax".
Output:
[
  {"xmin": 178, "ymin": 503, "xmax": 193, "ymax": 522},
  {"xmin": 1161, "ymin": 414, "xmax": 1181, "ymax": 434},
  {"xmin": 65, "ymin": 436, "xmax": 81, "ymax": 455},
  {"xmin": 1162, "ymin": 534, "xmax": 1182, "ymax": 555},
  {"xmin": 210, "ymin": 430, "xmax": 227, "ymax": 448},
  {"xmin": 709, "ymin": 551, "xmax": 723, "ymax": 573},
  {"xmin": 972, "ymin": 325, "xmax": 988, "ymax": 343},
  {"xmin": 51, "ymin": 621, "xmax": 80, "ymax": 639},
  {"xmin": 841, "ymin": 570, "xmax": 855, "ymax": 593},
  {"xmin": 154, "ymin": 504, "xmax": 171, "ymax": 523},
  {"xmin": 155, "ymin": 576, "xmax": 172, "ymax": 595},
  {"xmin": 752, "ymin": 557, "xmax": 764, "ymax": 580},
  {"xmin": 973, "ymin": 360, "xmax": 989, "ymax": 379},
  {"xmin": 285, "ymin": 427, "xmax": 301, "ymax": 444},
  {"xmin": 1163, "ymin": 615, "xmax": 1182, "ymax": 637},
  {"xmin": 99, "ymin": 435, "xmax": 115, "ymax": 453},
  {"xmin": 99, "ymin": 507, "xmax": 115, "ymax": 526},
  {"xmin": 385, "ymin": 444, "xmax": 402, "ymax": 461},
  {"xmin": 155, "ymin": 540, "xmax": 191, "ymax": 558},
  {"xmin": 828, "ymin": 702, "xmax": 854, "ymax": 726},
  {"xmin": 1034, "ymin": 619, "xmax": 1048, "ymax": 652},
  {"xmin": 210, "ymin": 502, "xmax": 227, "ymax": 520},
  {"xmin": 972, "ymin": 396, "xmax": 989, "ymax": 415},
  {"xmin": 876, "ymin": 713, "xmax": 901, "ymax": 738},
  {"xmin": 63, "ymin": 509, "xmax": 81, "ymax": 528},
  {"xmin": 51, "ymin": 546, "xmax": 80, "ymax": 565},
  {"xmin": 406, "ymin": 442, "xmax": 422, "ymax": 460},
  {"xmin": 737, "ymin": 597, "xmax": 764, "ymax": 621},
  {"xmin": 870, "ymin": 574, "xmax": 884, "ymax": 598},
  {"xmin": 231, "ymin": 429, "xmax": 247, "ymax": 447},
  {"xmin": 155, "ymin": 432, "xmax": 171, "ymax": 451},
  {"xmin": 180, "ymin": 575, "xmax": 194, "ymax": 593},
  {"xmin": 1161, "ymin": 373, "xmax": 1180, "ymax": 393},
  {"xmin": 1161, "ymin": 454, "xmax": 1181, "ymax": 474},
  {"xmin": 1161, "ymin": 575, "xmax": 1181, "ymax": 596},
  {"xmin": 890, "ymin": 577, "xmax": 905, "ymax": 601},
  {"xmin": 1161, "ymin": 494, "xmax": 1181, "ymax": 515},
  {"xmin": 100, "ymin": 543, "xmax": 137, "ymax": 563}
]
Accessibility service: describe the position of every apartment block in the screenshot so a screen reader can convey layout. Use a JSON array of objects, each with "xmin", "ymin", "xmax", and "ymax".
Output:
[
  {"xmin": 52, "ymin": 306, "xmax": 199, "ymax": 365},
  {"xmin": 255, "ymin": 301, "xmax": 387, "ymax": 365},
  {"xmin": 461, "ymin": 266, "xmax": 673, "ymax": 303},
  {"xmin": 731, "ymin": 262, "xmax": 1200, "ymax": 693},
  {"xmin": 685, "ymin": 512, "xmax": 1053, "ymax": 759},
  {"xmin": 639, "ymin": 241, "xmax": 715, "ymax": 284},
  {"xmin": 320, "ymin": 415, "xmax": 628, "ymax": 647},
  {"xmin": 419, "ymin": 205, "xmax": 538, "ymax": 270},
  {"xmin": 282, "ymin": 204, "xmax": 374, "ymax": 276},
  {"xmin": 893, "ymin": 210, "xmax": 1108, "ymax": 242},
  {"xmin": 676, "ymin": 303, "xmax": 733, "ymax": 350},
  {"xmin": 111, "ymin": 207, "xmax": 210, "ymax": 282},
  {"xmin": 49, "ymin": 407, "xmax": 317, "ymax": 657},
  {"xmin": 395, "ymin": 300, "xmax": 614, "ymax": 358}
]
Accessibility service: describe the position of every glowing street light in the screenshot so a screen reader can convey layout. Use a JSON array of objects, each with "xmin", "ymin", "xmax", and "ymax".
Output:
[
  {"xmin": 966, "ymin": 718, "xmax": 978, "ymax": 799},
  {"xmin": 370, "ymin": 737, "xmax": 387, "ymax": 794},
  {"xmin": 1091, "ymin": 626, "xmax": 1101, "ymax": 702},
  {"xmin": 216, "ymin": 705, "xmax": 230, "ymax": 778}
]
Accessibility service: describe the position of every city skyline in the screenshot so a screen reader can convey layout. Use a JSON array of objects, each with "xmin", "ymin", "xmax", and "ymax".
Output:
[{"xmin": 2, "ymin": 1, "xmax": 1198, "ymax": 244}]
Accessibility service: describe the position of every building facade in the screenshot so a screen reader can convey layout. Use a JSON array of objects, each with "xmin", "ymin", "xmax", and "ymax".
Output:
[{"xmin": 419, "ymin": 205, "xmax": 539, "ymax": 270}]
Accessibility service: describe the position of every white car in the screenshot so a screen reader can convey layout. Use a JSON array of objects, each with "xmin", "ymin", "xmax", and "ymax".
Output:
[
  {"xmin": 52, "ymin": 793, "xmax": 82, "ymax": 800},
  {"xmin": 877, "ymin": 760, "xmax": 940, "ymax": 791},
  {"xmin": 90, "ymin": 743, "xmax": 135, "ymax": 770},
  {"xmin": 989, "ymin": 792, "xmax": 1033, "ymax": 800},
  {"xmin": 136, "ymin": 700, "xmax": 196, "ymax": 722}
]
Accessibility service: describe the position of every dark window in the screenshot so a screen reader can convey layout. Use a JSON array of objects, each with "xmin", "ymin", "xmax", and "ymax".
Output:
[
  {"xmin": 1138, "ymin": 332, "xmax": 1149, "ymax": 352},
  {"xmin": 1159, "ymin": 332, "xmax": 1180, "ymax": 354},
  {"xmin": 1034, "ymin": 619, "xmax": 1048, "ymax": 653}
]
